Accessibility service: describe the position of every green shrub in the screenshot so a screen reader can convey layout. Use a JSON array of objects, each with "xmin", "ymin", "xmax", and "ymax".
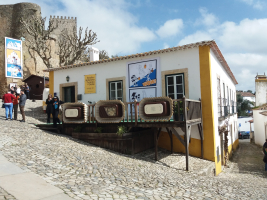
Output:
[
  {"xmin": 117, "ymin": 125, "xmax": 127, "ymax": 136},
  {"xmin": 95, "ymin": 127, "xmax": 103, "ymax": 133}
]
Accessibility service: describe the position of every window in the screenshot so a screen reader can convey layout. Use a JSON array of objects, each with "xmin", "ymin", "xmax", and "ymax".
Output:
[
  {"xmin": 223, "ymin": 83, "xmax": 226, "ymax": 106},
  {"xmin": 109, "ymin": 81, "xmax": 123, "ymax": 101},
  {"xmin": 217, "ymin": 78, "xmax": 221, "ymax": 117},
  {"xmin": 165, "ymin": 73, "xmax": 184, "ymax": 99}
]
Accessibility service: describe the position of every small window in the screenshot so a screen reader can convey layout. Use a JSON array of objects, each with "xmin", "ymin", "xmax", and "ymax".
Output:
[
  {"xmin": 109, "ymin": 81, "xmax": 123, "ymax": 101},
  {"xmin": 165, "ymin": 73, "xmax": 184, "ymax": 99}
]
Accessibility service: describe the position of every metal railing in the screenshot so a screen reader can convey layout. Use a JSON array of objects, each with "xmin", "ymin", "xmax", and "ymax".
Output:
[{"xmin": 218, "ymin": 98, "xmax": 236, "ymax": 118}]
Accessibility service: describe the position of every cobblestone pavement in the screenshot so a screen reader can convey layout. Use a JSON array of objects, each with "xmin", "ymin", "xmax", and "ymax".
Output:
[
  {"xmin": 0, "ymin": 187, "xmax": 16, "ymax": 200},
  {"xmin": 0, "ymin": 100, "xmax": 267, "ymax": 200}
]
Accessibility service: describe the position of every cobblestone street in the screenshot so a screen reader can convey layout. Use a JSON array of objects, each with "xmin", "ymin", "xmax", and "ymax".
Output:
[{"xmin": 0, "ymin": 101, "xmax": 266, "ymax": 200}]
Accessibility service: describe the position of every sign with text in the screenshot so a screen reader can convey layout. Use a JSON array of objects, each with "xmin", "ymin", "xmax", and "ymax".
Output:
[
  {"xmin": 84, "ymin": 74, "xmax": 96, "ymax": 93},
  {"xmin": 5, "ymin": 37, "xmax": 23, "ymax": 78}
]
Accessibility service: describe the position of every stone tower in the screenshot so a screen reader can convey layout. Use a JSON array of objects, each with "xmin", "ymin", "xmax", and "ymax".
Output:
[{"xmin": 0, "ymin": 2, "xmax": 77, "ymax": 96}]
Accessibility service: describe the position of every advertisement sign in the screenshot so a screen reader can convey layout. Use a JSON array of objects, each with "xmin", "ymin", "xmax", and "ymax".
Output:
[
  {"xmin": 5, "ymin": 37, "xmax": 23, "ymax": 78},
  {"xmin": 84, "ymin": 74, "xmax": 96, "ymax": 93}
]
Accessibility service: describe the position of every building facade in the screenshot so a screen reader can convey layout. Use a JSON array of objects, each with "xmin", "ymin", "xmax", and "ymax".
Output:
[
  {"xmin": 255, "ymin": 74, "xmax": 267, "ymax": 107},
  {"xmin": 45, "ymin": 40, "xmax": 238, "ymax": 175}
]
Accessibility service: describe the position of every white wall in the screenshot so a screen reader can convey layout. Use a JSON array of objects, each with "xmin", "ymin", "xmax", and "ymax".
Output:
[
  {"xmin": 253, "ymin": 110, "xmax": 267, "ymax": 146},
  {"xmin": 237, "ymin": 117, "xmax": 254, "ymax": 132},
  {"xmin": 255, "ymin": 81, "xmax": 267, "ymax": 106},
  {"xmin": 243, "ymin": 96, "xmax": 255, "ymax": 102},
  {"xmin": 210, "ymin": 49, "xmax": 238, "ymax": 157},
  {"xmin": 54, "ymin": 48, "xmax": 201, "ymax": 103}
]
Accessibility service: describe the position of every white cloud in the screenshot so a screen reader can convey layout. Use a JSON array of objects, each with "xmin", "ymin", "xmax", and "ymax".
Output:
[
  {"xmin": 178, "ymin": 31, "xmax": 213, "ymax": 46},
  {"xmin": 156, "ymin": 19, "xmax": 183, "ymax": 38},
  {"xmin": 163, "ymin": 43, "xmax": 169, "ymax": 49},
  {"xmin": 225, "ymin": 53, "xmax": 267, "ymax": 90},
  {"xmin": 218, "ymin": 18, "xmax": 267, "ymax": 53},
  {"xmin": 239, "ymin": 0, "xmax": 265, "ymax": 10},
  {"xmin": 195, "ymin": 8, "xmax": 219, "ymax": 27},
  {"xmin": 7, "ymin": 0, "xmax": 156, "ymax": 56}
]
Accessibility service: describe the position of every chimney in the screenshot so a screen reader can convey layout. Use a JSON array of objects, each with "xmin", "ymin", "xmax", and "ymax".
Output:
[{"xmin": 89, "ymin": 47, "xmax": 99, "ymax": 62}]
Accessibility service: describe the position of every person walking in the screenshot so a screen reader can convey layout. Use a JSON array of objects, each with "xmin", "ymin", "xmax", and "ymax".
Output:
[
  {"xmin": 52, "ymin": 96, "xmax": 63, "ymax": 127},
  {"xmin": 25, "ymin": 83, "xmax": 30, "ymax": 99},
  {"xmin": 2, "ymin": 90, "xmax": 16, "ymax": 120},
  {"xmin": 46, "ymin": 94, "xmax": 53, "ymax": 123},
  {"xmin": 19, "ymin": 90, "xmax": 27, "ymax": 122}
]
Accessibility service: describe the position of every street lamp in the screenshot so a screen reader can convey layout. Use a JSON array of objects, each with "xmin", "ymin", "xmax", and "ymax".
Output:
[{"xmin": 66, "ymin": 76, "xmax": 70, "ymax": 82}]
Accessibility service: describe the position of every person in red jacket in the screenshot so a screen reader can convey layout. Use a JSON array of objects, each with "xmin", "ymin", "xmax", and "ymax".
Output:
[
  {"xmin": 12, "ymin": 93, "xmax": 20, "ymax": 120},
  {"xmin": 2, "ymin": 90, "xmax": 16, "ymax": 120}
]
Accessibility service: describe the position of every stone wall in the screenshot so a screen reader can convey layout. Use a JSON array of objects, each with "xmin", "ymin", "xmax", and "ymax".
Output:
[{"xmin": 0, "ymin": 3, "xmax": 77, "ymax": 96}]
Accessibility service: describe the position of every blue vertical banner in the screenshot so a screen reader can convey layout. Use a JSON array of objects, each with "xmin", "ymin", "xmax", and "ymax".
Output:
[{"xmin": 5, "ymin": 37, "xmax": 23, "ymax": 78}]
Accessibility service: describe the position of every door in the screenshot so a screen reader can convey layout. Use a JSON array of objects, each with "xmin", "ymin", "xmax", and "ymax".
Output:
[{"xmin": 64, "ymin": 86, "xmax": 75, "ymax": 103}]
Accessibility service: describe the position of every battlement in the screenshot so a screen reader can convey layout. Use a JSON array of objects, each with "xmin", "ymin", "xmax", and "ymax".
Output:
[{"xmin": 50, "ymin": 15, "xmax": 77, "ymax": 21}]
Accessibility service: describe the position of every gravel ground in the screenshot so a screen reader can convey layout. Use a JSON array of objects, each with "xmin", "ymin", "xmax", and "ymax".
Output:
[{"xmin": 0, "ymin": 100, "xmax": 266, "ymax": 200}]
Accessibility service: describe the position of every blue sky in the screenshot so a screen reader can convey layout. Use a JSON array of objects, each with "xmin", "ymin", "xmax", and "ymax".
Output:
[{"xmin": 3, "ymin": 0, "xmax": 267, "ymax": 91}]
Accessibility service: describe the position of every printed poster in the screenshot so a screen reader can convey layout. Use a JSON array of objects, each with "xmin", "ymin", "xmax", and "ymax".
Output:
[
  {"xmin": 128, "ymin": 59, "xmax": 157, "ymax": 88},
  {"xmin": 84, "ymin": 74, "xmax": 96, "ymax": 93},
  {"xmin": 5, "ymin": 37, "xmax": 23, "ymax": 78}
]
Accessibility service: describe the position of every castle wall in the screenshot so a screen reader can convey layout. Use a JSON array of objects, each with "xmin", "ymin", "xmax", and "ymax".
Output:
[
  {"xmin": 0, "ymin": 3, "xmax": 77, "ymax": 96},
  {"xmin": 0, "ymin": 5, "xmax": 14, "ymax": 95}
]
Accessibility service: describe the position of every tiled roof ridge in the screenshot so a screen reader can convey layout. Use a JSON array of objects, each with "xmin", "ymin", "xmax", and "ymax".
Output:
[
  {"xmin": 237, "ymin": 91, "xmax": 255, "ymax": 97},
  {"xmin": 44, "ymin": 40, "xmax": 238, "ymax": 85}
]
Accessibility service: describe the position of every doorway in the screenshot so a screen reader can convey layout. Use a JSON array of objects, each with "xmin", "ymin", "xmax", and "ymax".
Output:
[{"xmin": 63, "ymin": 86, "xmax": 75, "ymax": 103}]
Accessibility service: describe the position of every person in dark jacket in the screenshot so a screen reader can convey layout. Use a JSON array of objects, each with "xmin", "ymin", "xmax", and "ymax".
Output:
[
  {"xmin": 263, "ymin": 139, "xmax": 267, "ymax": 171},
  {"xmin": 19, "ymin": 90, "xmax": 27, "ymax": 122},
  {"xmin": 52, "ymin": 96, "xmax": 63, "ymax": 127},
  {"xmin": 46, "ymin": 94, "xmax": 53, "ymax": 123}
]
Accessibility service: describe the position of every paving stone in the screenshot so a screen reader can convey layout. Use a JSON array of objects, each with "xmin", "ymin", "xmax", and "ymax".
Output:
[{"xmin": 0, "ymin": 100, "xmax": 266, "ymax": 199}]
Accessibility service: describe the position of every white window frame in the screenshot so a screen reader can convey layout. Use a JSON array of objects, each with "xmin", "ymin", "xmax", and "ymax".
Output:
[
  {"xmin": 165, "ymin": 73, "xmax": 184, "ymax": 99},
  {"xmin": 109, "ymin": 80, "xmax": 123, "ymax": 101}
]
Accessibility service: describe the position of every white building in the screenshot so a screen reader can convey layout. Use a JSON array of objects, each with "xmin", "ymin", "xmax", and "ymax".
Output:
[
  {"xmin": 253, "ymin": 74, "xmax": 267, "ymax": 146},
  {"xmin": 253, "ymin": 106, "xmax": 267, "ymax": 146},
  {"xmin": 45, "ymin": 40, "xmax": 238, "ymax": 175},
  {"xmin": 237, "ymin": 91, "xmax": 255, "ymax": 103},
  {"xmin": 255, "ymin": 74, "xmax": 267, "ymax": 107},
  {"xmin": 237, "ymin": 117, "xmax": 254, "ymax": 132}
]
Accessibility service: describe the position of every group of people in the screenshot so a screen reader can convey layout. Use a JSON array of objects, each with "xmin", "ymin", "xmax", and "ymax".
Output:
[
  {"xmin": 10, "ymin": 83, "xmax": 30, "ymax": 99},
  {"xmin": 2, "ymin": 88, "xmax": 27, "ymax": 122},
  {"xmin": 45, "ymin": 94, "xmax": 63, "ymax": 127}
]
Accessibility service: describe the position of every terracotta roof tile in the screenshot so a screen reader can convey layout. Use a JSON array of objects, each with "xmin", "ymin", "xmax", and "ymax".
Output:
[{"xmin": 44, "ymin": 40, "xmax": 238, "ymax": 84}]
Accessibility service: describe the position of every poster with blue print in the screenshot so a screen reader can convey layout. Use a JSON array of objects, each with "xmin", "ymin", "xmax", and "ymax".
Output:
[
  {"xmin": 5, "ymin": 37, "xmax": 23, "ymax": 78},
  {"xmin": 128, "ymin": 59, "xmax": 157, "ymax": 88}
]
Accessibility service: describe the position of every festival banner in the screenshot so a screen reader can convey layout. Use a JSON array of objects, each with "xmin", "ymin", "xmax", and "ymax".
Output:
[
  {"xmin": 84, "ymin": 74, "xmax": 96, "ymax": 94},
  {"xmin": 5, "ymin": 37, "xmax": 23, "ymax": 78}
]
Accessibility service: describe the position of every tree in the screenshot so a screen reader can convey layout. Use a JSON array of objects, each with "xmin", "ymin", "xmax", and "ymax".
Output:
[
  {"xmin": 237, "ymin": 94, "xmax": 253, "ymax": 116},
  {"xmin": 247, "ymin": 90, "xmax": 253, "ymax": 93},
  {"xmin": 20, "ymin": 16, "xmax": 58, "ymax": 68},
  {"xmin": 58, "ymin": 27, "xmax": 99, "ymax": 66},
  {"xmin": 21, "ymin": 16, "xmax": 99, "ymax": 68}
]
